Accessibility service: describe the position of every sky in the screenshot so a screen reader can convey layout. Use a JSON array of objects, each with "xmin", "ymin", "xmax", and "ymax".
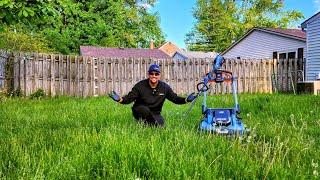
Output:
[{"xmin": 151, "ymin": 0, "xmax": 320, "ymax": 49}]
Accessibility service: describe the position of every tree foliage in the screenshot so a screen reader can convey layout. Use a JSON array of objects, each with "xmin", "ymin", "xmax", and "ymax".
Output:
[
  {"xmin": 0, "ymin": 26, "xmax": 53, "ymax": 53},
  {"xmin": 185, "ymin": 0, "xmax": 304, "ymax": 52},
  {"xmin": 0, "ymin": 0, "xmax": 164, "ymax": 54}
]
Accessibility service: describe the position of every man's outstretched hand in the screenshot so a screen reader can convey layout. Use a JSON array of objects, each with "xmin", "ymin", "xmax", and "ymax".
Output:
[
  {"xmin": 108, "ymin": 91, "xmax": 120, "ymax": 102},
  {"xmin": 186, "ymin": 92, "xmax": 197, "ymax": 102}
]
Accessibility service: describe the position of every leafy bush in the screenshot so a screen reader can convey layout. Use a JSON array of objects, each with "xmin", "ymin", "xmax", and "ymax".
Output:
[
  {"xmin": 29, "ymin": 88, "xmax": 46, "ymax": 99},
  {"xmin": 0, "ymin": 27, "xmax": 53, "ymax": 53},
  {"xmin": 0, "ymin": 88, "xmax": 22, "ymax": 102},
  {"xmin": 6, "ymin": 87, "xmax": 23, "ymax": 97},
  {"xmin": 0, "ymin": 90, "xmax": 7, "ymax": 102}
]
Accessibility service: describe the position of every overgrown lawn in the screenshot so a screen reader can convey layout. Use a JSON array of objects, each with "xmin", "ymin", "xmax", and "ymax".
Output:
[{"xmin": 0, "ymin": 94, "xmax": 319, "ymax": 179}]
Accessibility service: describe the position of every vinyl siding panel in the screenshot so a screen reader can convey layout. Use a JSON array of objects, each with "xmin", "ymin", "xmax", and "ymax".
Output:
[
  {"xmin": 308, "ymin": 50, "xmax": 318, "ymax": 56},
  {"xmin": 306, "ymin": 17, "xmax": 320, "ymax": 80},
  {"xmin": 173, "ymin": 53, "xmax": 187, "ymax": 61},
  {"xmin": 224, "ymin": 30, "xmax": 305, "ymax": 59},
  {"xmin": 307, "ymin": 41, "xmax": 320, "ymax": 46},
  {"xmin": 306, "ymin": 21, "xmax": 320, "ymax": 30},
  {"xmin": 309, "ymin": 63, "xmax": 320, "ymax": 67},
  {"xmin": 308, "ymin": 49, "xmax": 320, "ymax": 54},
  {"xmin": 307, "ymin": 31, "xmax": 319, "ymax": 36}
]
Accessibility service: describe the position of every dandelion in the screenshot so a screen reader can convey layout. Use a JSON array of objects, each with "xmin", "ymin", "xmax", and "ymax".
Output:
[
  {"xmin": 247, "ymin": 135, "xmax": 252, "ymax": 143},
  {"xmin": 290, "ymin": 114, "xmax": 294, "ymax": 118},
  {"xmin": 312, "ymin": 159, "xmax": 318, "ymax": 168},
  {"xmin": 263, "ymin": 152, "xmax": 268, "ymax": 158},
  {"xmin": 238, "ymin": 136, "xmax": 243, "ymax": 141},
  {"xmin": 313, "ymin": 170, "xmax": 318, "ymax": 177}
]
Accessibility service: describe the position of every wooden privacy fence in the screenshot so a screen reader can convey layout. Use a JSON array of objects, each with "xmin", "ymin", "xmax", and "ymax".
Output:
[{"xmin": 0, "ymin": 50, "xmax": 304, "ymax": 96}]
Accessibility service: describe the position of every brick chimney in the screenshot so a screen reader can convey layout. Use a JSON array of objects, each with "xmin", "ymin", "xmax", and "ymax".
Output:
[{"xmin": 150, "ymin": 40, "xmax": 154, "ymax": 49}]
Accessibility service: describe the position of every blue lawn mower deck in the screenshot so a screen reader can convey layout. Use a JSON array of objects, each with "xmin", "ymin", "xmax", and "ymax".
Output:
[{"xmin": 200, "ymin": 108, "xmax": 245, "ymax": 135}]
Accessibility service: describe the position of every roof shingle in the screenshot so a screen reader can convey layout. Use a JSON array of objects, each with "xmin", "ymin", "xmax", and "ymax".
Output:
[{"xmin": 262, "ymin": 28, "xmax": 306, "ymax": 40}]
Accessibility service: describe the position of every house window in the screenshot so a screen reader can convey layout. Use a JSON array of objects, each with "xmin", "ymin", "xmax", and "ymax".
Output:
[
  {"xmin": 288, "ymin": 52, "xmax": 296, "ymax": 59},
  {"xmin": 279, "ymin": 53, "xmax": 287, "ymax": 59},
  {"xmin": 277, "ymin": 51, "xmax": 297, "ymax": 60}
]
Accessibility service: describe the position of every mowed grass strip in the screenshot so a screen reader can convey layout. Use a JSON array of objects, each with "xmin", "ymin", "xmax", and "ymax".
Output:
[{"xmin": 0, "ymin": 94, "xmax": 319, "ymax": 179}]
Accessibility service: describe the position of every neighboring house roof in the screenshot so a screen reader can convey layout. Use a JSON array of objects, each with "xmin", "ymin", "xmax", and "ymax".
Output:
[
  {"xmin": 174, "ymin": 50, "xmax": 217, "ymax": 59},
  {"xmin": 301, "ymin": 11, "xmax": 320, "ymax": 28},
  {"xmin": 262, "ymin": 28, "xmax": 306, "ymax": 40},
  {"xmin": 222, "ymin": 27, "xmax": 306, "ymax": 55},
  {"xmin": 158, "ymin": 41, "xmax": 180, "ymax": 49},
  {"xmin": 158, "ymin": 41, "xmax": 182, "ymax": 57},
  {"xmin": 80, "ymin": 46, "xmax": 171, "ymax": 59}
]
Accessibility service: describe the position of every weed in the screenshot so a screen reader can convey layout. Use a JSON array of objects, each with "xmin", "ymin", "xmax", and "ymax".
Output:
[{"xmin": 29, "ymin": 89, "xmax": 46, "ymax": 100}]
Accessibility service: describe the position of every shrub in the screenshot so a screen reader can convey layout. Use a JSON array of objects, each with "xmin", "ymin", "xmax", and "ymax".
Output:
[
  {"xmin": 0, "ymin": 90, "xmax": 7, "ymax": 102},
  {"xmin": 29, "ymin": 89, "xmax": 46, "ymax": 100},
  {"xmin": 6, "ymin": 87, "xmax": 23, "ymax": 97},
  {"xmin": 0, "ymin": 27, "xmax": 53, "ymax": 53}
]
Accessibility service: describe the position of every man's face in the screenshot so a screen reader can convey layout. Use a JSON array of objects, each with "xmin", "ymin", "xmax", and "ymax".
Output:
[{"xmin": 148, "ymin": 71, "xmax": 160, "ymax": 84}]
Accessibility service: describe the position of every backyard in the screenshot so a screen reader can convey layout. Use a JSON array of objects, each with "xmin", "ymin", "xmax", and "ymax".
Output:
[{"xmin": 0, "ymin": 94, "xmax": 319, "ymax": 179}]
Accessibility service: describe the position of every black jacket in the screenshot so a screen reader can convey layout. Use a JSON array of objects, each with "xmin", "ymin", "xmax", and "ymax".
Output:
[{"xmin": 121, "ymin": 79, "xmax": 186, "ymax": 114}]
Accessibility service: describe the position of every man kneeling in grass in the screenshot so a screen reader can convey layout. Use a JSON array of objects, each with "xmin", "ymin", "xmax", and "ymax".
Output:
[{"xmin": 109, "ymin": 64, "xmax": 196, "ymax": 127}]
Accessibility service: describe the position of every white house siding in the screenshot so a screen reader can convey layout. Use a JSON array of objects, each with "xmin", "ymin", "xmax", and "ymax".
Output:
[
  {"xmin": 223, "ymin": 30, "xmax": 306, "ymax": 59},
  {"xmin": 173, "ymin": 53, "xmax": 187, "ymax": 61},
  {"xmin": 306, "ymin": 18, "xmax": 320, "ymax": 81}
]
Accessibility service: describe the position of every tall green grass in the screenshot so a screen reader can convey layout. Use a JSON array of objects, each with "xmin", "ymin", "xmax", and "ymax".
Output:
[{"xmin": 0, "ymin": 94, "xmax": 319, "ymax": 179}]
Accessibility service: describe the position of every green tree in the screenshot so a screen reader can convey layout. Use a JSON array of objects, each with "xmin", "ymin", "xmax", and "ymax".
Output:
[
  {"xmin": 0, "ymin": 0, "xmax": 164, "ymax": 54},
  {"xmin": 185, "ymin": 0, "xmax": 304, "ymax": 52},
  {"xmin": 0, "ymin": 26, "xmax": 52, "ymax": 53}
]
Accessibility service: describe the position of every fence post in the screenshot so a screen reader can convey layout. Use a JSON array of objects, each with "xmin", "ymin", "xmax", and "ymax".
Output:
[
  {"xmin": 267, "ymin": 59, "xmax": 272, "ymax": 93},
  {"xmin": 5, "ymin": 52, "xmax": 14, "ymax": 95},
  {"xmin": 13, "ymin": 53, "xmax": 21, "ymax": 95},
  {"xmin": 50, "ymin": 54, "xmax": 56, "ymax": 96},
  {"xmin": 0, "ymin": 51, "xmax": 9, "ymax": 92}
]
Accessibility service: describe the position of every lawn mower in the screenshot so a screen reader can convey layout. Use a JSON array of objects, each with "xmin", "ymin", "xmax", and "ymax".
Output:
[{"xmin": 189, "ymin": 55, "xmax": 248, "ymax": 136}]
